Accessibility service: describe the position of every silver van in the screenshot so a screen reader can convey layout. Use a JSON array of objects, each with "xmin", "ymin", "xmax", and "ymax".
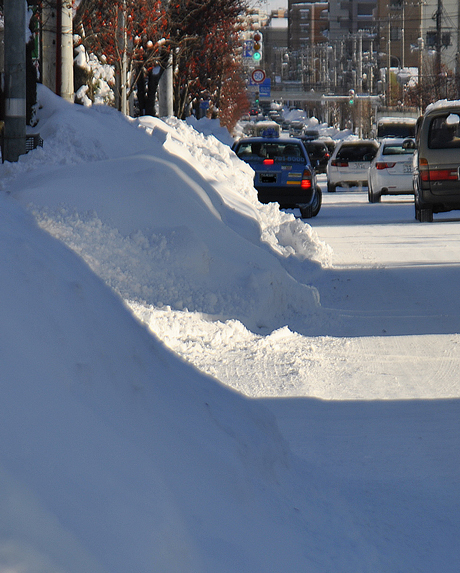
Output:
[{"xmin": 412, "ymin": 102, "xmax": 460, "ymax": 222}]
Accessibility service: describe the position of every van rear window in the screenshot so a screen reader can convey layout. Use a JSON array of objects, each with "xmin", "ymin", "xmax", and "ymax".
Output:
[{"xmin": 428, "ymin": 115, "xmax": 460, "ymax": 149}]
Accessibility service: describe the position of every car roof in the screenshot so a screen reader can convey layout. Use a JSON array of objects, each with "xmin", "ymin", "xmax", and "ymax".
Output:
[
  {"xmin": 424, "ymin": 100, "xmax": 460, "ymax": 116},
  {"xmin": 377, "ymin": 117, "xmax": 417, "ymax": 124},
  {"xmin": 303, "ymin": 139, "xmax": 327, "ymax": 146},
  {"xmin": 336, "ymin": 139, "xmax": 378, "ymax": 147},
  {"xmin": 379, "ymin": 137, "xmax": 414, "ymax": 145},
  {"xmin": 234, "ymin": 136, "xmax": 305, "ymax": 144}
]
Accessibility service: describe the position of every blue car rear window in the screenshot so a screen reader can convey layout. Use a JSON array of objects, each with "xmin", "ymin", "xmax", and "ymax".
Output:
[{"xmin": 236, "ymin": 142, "xmax": 305, "ymax": 162}]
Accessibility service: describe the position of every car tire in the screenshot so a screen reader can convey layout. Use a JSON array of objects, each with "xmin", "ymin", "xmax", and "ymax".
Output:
[
  {"xmin": 311, "ymin": 186, "xmax": 322, "ymax": 217},
  {"xmin": 368, "ymin": 181, "xmax": 381, "ymax": 203},
  {"xmin": 327, "ymin": 181, "xmax": 336, "ymax": 193},
  {"xmin": 299, "ymin": 205, "xmax": 312, "ymax": 218},
  {"xmin": 300, "ymin": 187, "xmax": 322, "ymax": 218},
  {"xmin": 418, "ymin": 207, "xmax": 433, "ymax": 222},
  {"xmin": 415, "ymin": 191, "xmax": 433, "ymax": 222}
]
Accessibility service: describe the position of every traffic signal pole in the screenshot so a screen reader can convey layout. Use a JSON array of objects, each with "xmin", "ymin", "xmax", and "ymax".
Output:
[{"xmin": 3, "ymin": 0, "xmax": 27, "ymax": 162}]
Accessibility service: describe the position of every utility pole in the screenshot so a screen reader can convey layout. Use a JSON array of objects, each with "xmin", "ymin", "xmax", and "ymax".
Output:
[
  {"xmin": 387, "ymin": 18, "xmax": 391, "ymax": 105},
  {"xmin": 3, "ymin": 0, "xmax": 26, "ymax": 162},
  {"xmin": 401, "ymin": 0, "xmax": 405, "ymax": 69},
  {"xmin": 61, "ymin": 1, "xmax": 74, "ymax": 102},
  {"xmin": 435, "ymin": 0, "xmax": 442, "ymax": 95},
  {"xmin": 116, "ymin": 0, "xmax": 128, "ymax": 115},
  {"xmin": 158, "ymin": 54, "xmax": 173, "ymax": 117},
  {"xmin": 357, "ymin": 32, "xmax": 363, "ymax": 93},
  {"xmin": 42, "ymin": 1, "xmax": 74, "ymax": 101},
  {"xmin": 457, "ymin": 0, "xmax": 460, "ymax": 97},
  {"xmin": 418, "ymin": 37, "xmax": 424, "ymax": 109}
]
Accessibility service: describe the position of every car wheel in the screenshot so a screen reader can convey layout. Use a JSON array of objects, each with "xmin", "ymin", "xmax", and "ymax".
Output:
[
  {"xmin": 299, "ymin": 205, "xmax": 312, "ymax": 218},
  {"xmin": 415, "ymin": 191, "xmax": 433, "ymax": 222},
  {"xmin": 418, "ymin": 207, "xmax": 433, "ymax": 222},
  {"xmin": 311, "ymin": 186, "xmax": 322, "ymax": 217},
  {"xmin": 368, "ymin": 181, "xmax": 381, "ymax": 203},
  {"xmin": 327, "ymin": 181, "xmax": 336, "ymax": 193}
]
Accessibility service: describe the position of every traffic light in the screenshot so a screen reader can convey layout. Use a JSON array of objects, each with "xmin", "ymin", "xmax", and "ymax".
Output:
[
  {"xmin": 255, "ymin": 92, "xmax": 260, "ymax": 106},
  {"xmin": 348, "ymin": 89, "xmax": 355, "ymax": 105},
  {"xmin": 252, "ymin": 31, "xmax": 262, "ymax": 62}
]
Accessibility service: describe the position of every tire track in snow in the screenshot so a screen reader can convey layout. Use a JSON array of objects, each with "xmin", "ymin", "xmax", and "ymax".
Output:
[{"xmin": 130, "ymin": 302, "xmax": 460, "ymax": 400}]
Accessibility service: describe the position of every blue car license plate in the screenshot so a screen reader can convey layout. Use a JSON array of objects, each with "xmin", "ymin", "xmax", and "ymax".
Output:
[{"xmin": 260, "ymin": 172, "xmax": 277, "ymax": 183}]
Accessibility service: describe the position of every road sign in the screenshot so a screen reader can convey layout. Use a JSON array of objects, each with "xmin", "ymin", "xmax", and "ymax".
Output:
[
  {"xmin": 259, "ymin": 78, "xmax": 271, "ymax": 98},
  {"xmin": 243, "ymin": 40, "xmax": 253, "ymax": 59},
  {"xmin": 251, "ymin": 69, "xmax": 266, "ymax": 84}
]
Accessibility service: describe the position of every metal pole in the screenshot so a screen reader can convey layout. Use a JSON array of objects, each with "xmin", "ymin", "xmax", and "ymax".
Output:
[
  {"xmin": 418, "ymin": 37, "xmax": 424, "ymax": 109},
  {"xmin": 116, "ymin": 0, "xmax": 128, "ymax": 115},
  {"xmin": 369, "ymin": 39, "xmax": 374, "ymax": 93},
  {"xmin": 457, "ymin": 0, "xmax": 460, "ymax": 97},
  {"xmin": 56, "ymin": 0, "xmax": 62, "ymax": 95},
  {"xmin": 42, "ymin": 3, "xmax": 57, "ymax": 94},
  {"xmin": 121, "ymin": 0, "xmax": 128, "ymax": 115},
  {"xmin": 61, "ymin": 1, "xmax": 74, "ymax": 102},
  {"xmin": 435, "ymin": 0, "xmax": 442, "ymax": 97},
  {"xmin": 158, "ymin": 54, "xmax": 173, "ymax": 117},
  {"xmin": 401, "ymin": 0, "xmax": 405, "ymax": 69},
  {"xmin": 387, "ymin": 18, "xmax": 391, "ymax": 105},
  {"xmin": 3, "ymin": 0, "xmax": 27, "ymax": 162},
  {"xmin": 358, "ymin": 32, "xmax": 363, "ymax": 93}
]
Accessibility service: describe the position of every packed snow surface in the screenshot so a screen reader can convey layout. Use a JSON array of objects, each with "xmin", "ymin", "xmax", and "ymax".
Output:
[{"xmin": 0, "ymin": 85, "xmax": 458, "ymax": 572}]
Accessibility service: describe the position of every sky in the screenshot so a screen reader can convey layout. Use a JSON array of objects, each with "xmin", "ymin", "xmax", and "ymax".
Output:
[
  {"xmin": 266, "ymin": 0, "xmax": 287, "ymax": 10},
  {"xmin": 254, "ymin": 0, "xmax": 287, "ymax": 13},
  {"xmin": 0, "ymin": 84, "xmax": 458, "ymax": 572}
]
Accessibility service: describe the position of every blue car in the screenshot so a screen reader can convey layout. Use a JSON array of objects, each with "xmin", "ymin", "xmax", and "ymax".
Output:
[{"xmin": 232, "ymin": 136, "xmax": 322, "ymax": 218}]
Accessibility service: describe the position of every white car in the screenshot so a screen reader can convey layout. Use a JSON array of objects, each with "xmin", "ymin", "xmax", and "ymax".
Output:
[
  {"xmin": 367, "ymin": 138, "xmax": 416, "ymax": 203},
  {"xmin": 327, "ymin": 140, "xmax": 379, "ymax": 193}
]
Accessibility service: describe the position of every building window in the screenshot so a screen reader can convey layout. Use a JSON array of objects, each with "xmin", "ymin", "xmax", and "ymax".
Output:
[{"xmin": 390, "ymin": 27, "xmax": 402, "ymax": 41}]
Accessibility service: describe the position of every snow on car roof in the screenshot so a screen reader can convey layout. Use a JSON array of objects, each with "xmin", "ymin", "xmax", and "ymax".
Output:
[
  {"xmin": 425, "ymin": 99, "xmax": 460, "ymax": 114},
  {"xmin": 377, "ymin": 117, "xmax": 417, "ymax": 124}
]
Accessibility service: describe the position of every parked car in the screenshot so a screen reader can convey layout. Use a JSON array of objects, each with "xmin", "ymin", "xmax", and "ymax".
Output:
[
  {"xmin": 319, "ymin": 137, "xmax": 337, "ymax": 154},
  {"xmin": 367, "ymin": 138, "xmax": 416, "ymax": 202},
  {"xmin": 376, "ymin": 117, "xmax": 417, "ymax": 139},
  {"xmin": 232, "ymin": 136, "xmax": 322, "ymax": 218},
  {"xmin": 302, "ymin": 129, "xmax": 320, "ymax": 141},
  {"xmin": 327, "ymin": 139, "xmax": 379, "ymax": 192},
  {"xmin": 250, "ymin": 121, "xmax": 280, "ymax": 138},
  {"xmin": 281, "ymin": 120, "xmax": 291, "ymax": 132},
  {"xmin": 289, "ymin": 121, "xmax": 305, "ymax": 137},
  {"xmin": 300, "ymin": 139, "xmax": 330, "ymax": 174},
  {"xmin": 412, "ymin": 101, "xmax": 460, "ymax": 222}
]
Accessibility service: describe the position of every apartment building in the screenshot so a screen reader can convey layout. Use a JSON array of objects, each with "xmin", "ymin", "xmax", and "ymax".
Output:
[{"xmin": 287, "ymin": 1, "xmax": 329, "ymax": 51}]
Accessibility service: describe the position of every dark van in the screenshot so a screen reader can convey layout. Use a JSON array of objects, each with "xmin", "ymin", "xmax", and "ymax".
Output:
[{"xmin": 412, "ymin": 102, "xmax": 460, "ymax": 222}]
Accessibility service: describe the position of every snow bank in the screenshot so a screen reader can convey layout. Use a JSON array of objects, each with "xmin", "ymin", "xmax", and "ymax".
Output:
[
  {"xmin": 0, "ymin": 85, "xmax": 375, "ymax": 573},
  {"xmin": 7, "ymin": 85, "xmax": 331, "ymax": 333},
  {"xmin": 0, "ymin": 192, "xmax": 323, "ymax": 572}
]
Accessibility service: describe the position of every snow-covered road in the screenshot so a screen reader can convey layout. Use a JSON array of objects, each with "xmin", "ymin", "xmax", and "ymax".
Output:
[
  {"xmin": 135, "ymin": 184, "xmax": 460, "ymax": 402},
  {"xmin": 134, "ymin": 187, "xmax": 460, "ymax": 572}
]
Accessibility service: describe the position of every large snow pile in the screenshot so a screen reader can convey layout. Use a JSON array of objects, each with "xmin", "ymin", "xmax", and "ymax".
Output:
[
  {"xmin": 4, "ymin": 86, "xmax": 331, "ymax": 334},
  {"xmin": 1, "ymin": 85, "xmax": 458, "ymax": 573},
  {"xmin": 1, "ymin": 190, "xmax": 337, "ymax": 572},
  {"xmin": 0, "ymin": 86, "xmax": 351, "ymax": 572}
]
